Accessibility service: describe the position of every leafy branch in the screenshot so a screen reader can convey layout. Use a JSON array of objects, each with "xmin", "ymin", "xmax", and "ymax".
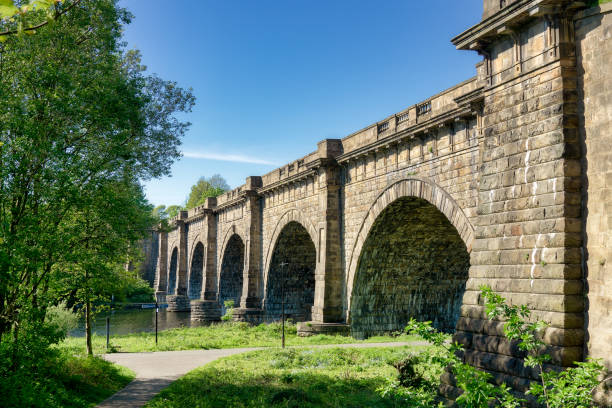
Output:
[{"xmin": 0, "ymin": 0, "xmax": 82, "ymax": 38}]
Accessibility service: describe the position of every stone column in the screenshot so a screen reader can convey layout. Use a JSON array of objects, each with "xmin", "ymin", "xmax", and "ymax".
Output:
[
  {"xmin": 154, "ymin": 229, "xmax": 168, "ymax": 303},
  {"xmin": 447, "ymin": 1, "xmax": 585, "ymax": 399},
  {"xmin": 202, "ymin": 201, "xmax": 218, "ymax": 301},
  {"xmin": 234, "ymin": 176, "xmax": 264, "ymax": 323},
  {"xmin": 192, "ymin": 199, "xmax": 222, "ymax": 322},
  {"xmin": 298, "ymin": 139, "xmax": 348, "ymax": 336},
  {"xmin": 167, "ymin": 211, "xmax": 190, "ymax": 311}
]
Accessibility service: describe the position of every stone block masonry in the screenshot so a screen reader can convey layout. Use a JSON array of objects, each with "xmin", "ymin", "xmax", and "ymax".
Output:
[{"xmin": 151, "ymin": 0, "xmax": 611, "ymax": 400}]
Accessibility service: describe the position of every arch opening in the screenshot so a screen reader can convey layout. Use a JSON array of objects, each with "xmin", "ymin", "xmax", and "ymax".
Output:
[
  {"xmin": 167, "ymin": 248, "xmax": 178, "ymax": 295},
  {"xmin": 188, "ymin": 242, "xmax": 204, "ymax": 300},
  {"xmin": 350, "ymin": 196, "xmax": 470, "ymax": 338},
  {"xmin": 265, "ymin": 221, "xmax": 316, "ymax": 322},
  {"xmin": 219, "ymin": 234, "xmax": 244, "ymax": 311}
]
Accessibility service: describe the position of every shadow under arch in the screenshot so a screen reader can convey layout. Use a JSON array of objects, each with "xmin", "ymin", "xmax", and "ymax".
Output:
[
  {"xmin": 262, "ymin": 209, "xmax": 319, "ymax": 294},
  {"xmin": 346, "ymin": 177, "xmax": 474, "ymax": 338},
  {"xmin": 219, "ymin": 233, "xmax": 245, "ymax": 311},
  {"xmin": 188, "ymin": 242, "xmax": 204, "ymax": 299},
  {"xmin": 167, "ymin": 246, "xmax": 178, "ymax": 295}
]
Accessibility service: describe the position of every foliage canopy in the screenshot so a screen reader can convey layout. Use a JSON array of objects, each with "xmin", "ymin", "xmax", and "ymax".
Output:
[{"xmin": 0, "ymin": 0, "xmax": 194, "ymax": 389}]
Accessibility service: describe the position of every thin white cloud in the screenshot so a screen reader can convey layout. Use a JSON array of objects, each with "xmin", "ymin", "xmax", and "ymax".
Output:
[{"xmin": 183, "ymin": 151, "xmax": 277, "ymax": 166}]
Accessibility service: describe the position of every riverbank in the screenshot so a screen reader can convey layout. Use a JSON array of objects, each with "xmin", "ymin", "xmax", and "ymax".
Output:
[{"xmin": 60, "ymin": 321, "xmax": 419, "ymax": 354}]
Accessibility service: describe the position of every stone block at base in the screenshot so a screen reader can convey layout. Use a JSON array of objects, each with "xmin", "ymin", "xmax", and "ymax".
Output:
[
  {"xmin": 190, "ymin": 300, "xmax": 221, "ymax": 322},
  {"xmin": 155, "ymin": 291, "xmax": 166, "ymax": 304},
  {"xmin": 296, "ymin": 322, "xmax": 350, "ymax": 337},
  {"xmin": 232, "ymin": 308, "xmax": 263, "ymax": 324},
  {"xmin": 166, "ymin": 295, "xmax": 190, "ymax": 312}
]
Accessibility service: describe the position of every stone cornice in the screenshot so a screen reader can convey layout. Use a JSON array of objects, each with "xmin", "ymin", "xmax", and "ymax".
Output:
[
  {"xmin": 336, "ymin": 105, "xmax": 476, "ymax": 164},
  {"xmin": 257, "ymin": 168, "xmax": 318, "ymax": 195},
  {"xmin": 214, "ymin": 194, "xmax": 246, "ymax": 212},
  {"xmin": 452, "ymin": 0, "xmax": 572, "ymax": 50}
]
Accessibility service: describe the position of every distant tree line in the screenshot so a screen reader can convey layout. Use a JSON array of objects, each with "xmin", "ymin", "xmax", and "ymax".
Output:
[{"xmin": 153, "ymin": 174, "xmax": 230, "ymax": 220}]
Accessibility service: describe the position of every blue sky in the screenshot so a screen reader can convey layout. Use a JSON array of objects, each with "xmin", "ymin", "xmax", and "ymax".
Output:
[{"xmin": 119, "ymin": 0, "xmax": 483, "ymax": 207}]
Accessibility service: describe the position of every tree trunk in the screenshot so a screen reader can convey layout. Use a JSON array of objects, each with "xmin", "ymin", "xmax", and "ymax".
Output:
[
  {"xmin": 85, "ymin": 266, "xmax": 93, "ymax": 355},
  {"xmin": 85, "ymin": 297, "xmax": 92, "ymax": 355}
]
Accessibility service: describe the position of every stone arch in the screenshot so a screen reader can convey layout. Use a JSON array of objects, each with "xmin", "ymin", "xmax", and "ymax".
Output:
[
  {"xmin": 346, "ymin": 177, "xmax": 474, "ymax": 337},
  {"xmin": 263, "ymin": 209, "xmax": 319, "ymax": 284},
  {"xmin": 188, "ymin": 241, "xmax": 204, "ymax": 300},
  {"xmin": 218, "ymin": 233, "xmax": 245, "ymax": 311},
  {"xmin": 263, "ymin": 210, "xmax": 318, "ymax": 322},
  {"xmin": 167, "ymin": 246, "xmax": 178, "ymax": 295}
]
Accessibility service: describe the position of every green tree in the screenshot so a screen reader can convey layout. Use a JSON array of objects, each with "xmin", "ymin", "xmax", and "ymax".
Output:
[
  {"xmin": 51, "ymin": 177, "xmax": 154, "ymax": 355},
  {"xmin": 165, "ymin": 204, "xmax": 184, "ymax": 218},
  {"xmin": 185, "ymin": 174, "xmax": 229, "ymax": 209},
  {"xmin": 0, "ymin": 0, "xmax": 194, "ymax": 369}
]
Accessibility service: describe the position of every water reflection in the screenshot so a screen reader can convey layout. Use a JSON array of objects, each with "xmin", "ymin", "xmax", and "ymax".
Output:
[{"xmin": 68, "ymin": 309, "xmax": 207, "ymax": 337}]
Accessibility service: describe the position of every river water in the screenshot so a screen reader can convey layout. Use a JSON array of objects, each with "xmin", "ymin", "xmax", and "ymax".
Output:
[{"xmin": 68, "ymin": 308, "xmax": 201, "ymax": 337}]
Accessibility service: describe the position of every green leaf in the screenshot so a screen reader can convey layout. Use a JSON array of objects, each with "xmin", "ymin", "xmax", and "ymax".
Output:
[
  {"xmin": 29, "ymin": 0, "xmax": 55, "ymax": 10},
  {"xmin": 0, "ymin": 3, "xmax": 18, "ymax": 19}
]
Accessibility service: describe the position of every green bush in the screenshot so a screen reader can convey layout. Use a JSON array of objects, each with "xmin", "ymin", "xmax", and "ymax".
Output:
[
  {"xmin": 392, "ymin": 354, "xmax": 426, "ymax": 387},
  {"xmin": 47, "ymin": 302, "xmax": 79, "ymax": 336},
  {"xmin": 113, "ymin": 275, "xmax": 155, "ymax": 303},
  {"xmin": 405, "ymin": 286, "xmax": 611, "ymax": 408},
  {"xmin": 221, "ymin": 300, "xmax": 234, "ymax": 321},
  {"xmin": 0, "ymin": 316, "xmax": 133, "ymax": 407}
]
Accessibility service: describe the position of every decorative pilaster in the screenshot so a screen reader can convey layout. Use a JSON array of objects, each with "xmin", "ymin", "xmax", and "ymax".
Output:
[
  {"xmin": 192, "ymin": 198, "xmax": 221, "ymax": 322},
  {"xmin": 299, "ymin": 139, "xmax": 347, "ymax": 335},
  {"xmin": 154, "ymin": 229, "xmax": 168, "ymax": 303},
  {"xmin": 235, "ymin": 176, "xmax": 264, "ymax": 322},
  {"xmin": 168, "ymin": 211, "xmax": 190, "ymax": 311}
]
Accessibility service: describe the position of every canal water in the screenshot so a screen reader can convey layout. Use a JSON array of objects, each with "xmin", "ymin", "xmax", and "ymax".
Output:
[{"xmin": 68, "ymin": 308, "xmax": 201, "ymax": 337}]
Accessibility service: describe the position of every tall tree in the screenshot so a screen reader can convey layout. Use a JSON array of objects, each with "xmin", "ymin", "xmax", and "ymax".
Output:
[
  {"xmin": 0, "ymin": 0, "xmax": 194, "ymax": 362},
  {"xmin": 185, "ymin": 174, "xmax": 229, "ymax": 209},
  {"xmin": 52, "ymin": 177, "xmax": 154, "ymax": 355}
]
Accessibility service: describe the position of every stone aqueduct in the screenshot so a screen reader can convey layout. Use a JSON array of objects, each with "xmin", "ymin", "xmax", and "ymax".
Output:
[{"xmin": 153, "ymin": 0, "xmax": 611, "ymax": 400}]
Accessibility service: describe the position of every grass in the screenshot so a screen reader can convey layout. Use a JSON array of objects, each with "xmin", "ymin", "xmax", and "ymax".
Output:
[
  {"xmin": 59, "ymin": 321, "xmax": 420, "ymax": 355},
  {"xmin": 145, "ymin": 346, "xmax": 440, "ymax": 408},
  {"xmin": 1, "ymin": 351, "xmax": 135, "ymax": 408}
]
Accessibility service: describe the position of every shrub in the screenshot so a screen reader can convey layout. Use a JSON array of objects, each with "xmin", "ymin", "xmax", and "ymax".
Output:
[
  {"xmin": 405, "ymin": 286, "xmax": 611, "ymax": 408},
  {"xmin": 221, "ymin": 300, "xmax": 234, "ymax": 321},
  {"xmin": 47, "ymin": 302, "xmax": 79, "ymax": 336},
  {"xmin": 392, "ymin": 354, "xmax": 426, "ymax": 387}
]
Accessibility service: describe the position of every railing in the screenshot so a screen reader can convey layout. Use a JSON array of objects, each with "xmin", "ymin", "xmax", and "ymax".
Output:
[
  {"xmin": 417, "ymin": 101, "xmax": 431, "ymax": 116},
  {"xmin": 377, "ymin": 121, "xmax": 389, "ymax": 133},
  {"xmin": 397, "ymin": 112, "xmax": 410, "ymax": 123}
]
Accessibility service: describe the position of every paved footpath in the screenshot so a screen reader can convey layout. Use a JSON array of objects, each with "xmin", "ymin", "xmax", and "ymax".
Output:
[{"xmin": 96, "ymin": 341, "xmax": 422, "ymax": 408}]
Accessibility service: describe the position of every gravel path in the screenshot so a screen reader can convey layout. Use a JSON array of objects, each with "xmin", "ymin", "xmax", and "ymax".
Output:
[{"xmin": 96, "ymin": 341, "xmax": 422, "ymax": 408}]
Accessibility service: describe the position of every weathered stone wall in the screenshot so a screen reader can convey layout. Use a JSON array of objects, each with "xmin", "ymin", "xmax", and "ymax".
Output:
[
  {"xmin": 350, "ymin": 197, "xmax": 470, "ymax": 338},
  {"xmin": 264, "ymin": 221, "xmax": 316, "ymax": 321},
  {"xmin": 450, "ymin": 2, "xmax": 586, "ymax": 396},
  {"xmin": 576, "ymin": 5, "xmax": 612, "ymax": 404}
]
